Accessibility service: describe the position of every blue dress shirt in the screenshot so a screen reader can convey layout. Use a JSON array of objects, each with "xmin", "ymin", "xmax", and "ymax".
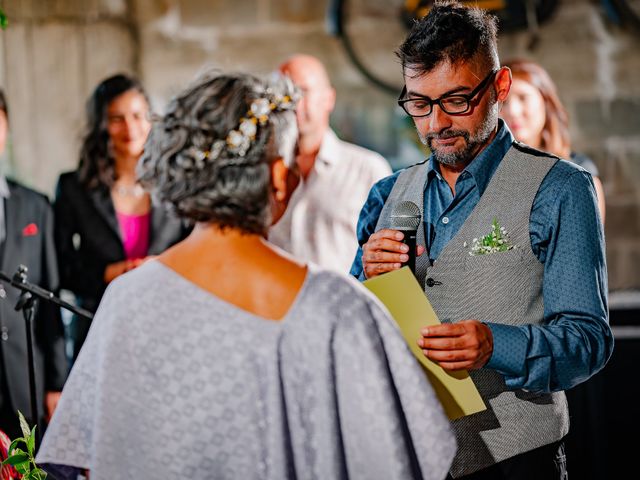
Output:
[{"xmin": 350, "ymin": 120, "xmax": 613, "ymax": 393}]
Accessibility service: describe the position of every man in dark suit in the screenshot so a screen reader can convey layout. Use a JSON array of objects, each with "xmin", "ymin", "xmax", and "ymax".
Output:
[{"xmin": 0, "ymin": 90, "xmax": 68, "ymax": 440}]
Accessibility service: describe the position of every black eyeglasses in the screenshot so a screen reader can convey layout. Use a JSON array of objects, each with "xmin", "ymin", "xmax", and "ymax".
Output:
[{"xmin": 397, "ymin": 69, "xmax": 498, "ymax": 117}]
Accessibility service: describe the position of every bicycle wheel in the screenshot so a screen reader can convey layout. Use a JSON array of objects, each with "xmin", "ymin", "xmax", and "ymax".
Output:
[
  {"xmin": 399, "ymin": 0, "xmax": 560, "ymax": 32},
  {"xmin": 328, "ymin": 0, "xmax": 561, "ymax": 95},
  {"xmin": 328, "ymin": 0, "xmax": 410, "ymax": 94}
]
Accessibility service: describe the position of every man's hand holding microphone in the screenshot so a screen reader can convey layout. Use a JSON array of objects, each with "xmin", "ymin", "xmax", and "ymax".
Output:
[{"xmin": 361, "ymin": 201, "xmax": 493, "ymax": 372}]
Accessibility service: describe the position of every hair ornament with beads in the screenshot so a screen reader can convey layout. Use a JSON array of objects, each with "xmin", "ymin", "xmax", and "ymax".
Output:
[{"xmin": 189, "ymin": 90, "xmax": 297, "ymax": 164}]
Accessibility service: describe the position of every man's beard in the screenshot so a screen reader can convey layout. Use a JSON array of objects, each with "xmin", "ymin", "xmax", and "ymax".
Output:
[{"xmin": 418, "ymin": 98, "xmax": 499, "ymax": 167}]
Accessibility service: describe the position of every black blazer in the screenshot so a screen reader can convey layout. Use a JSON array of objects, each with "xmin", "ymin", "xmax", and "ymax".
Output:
[
  {"xmin": 54, "ymin": 171, "xmax": 189, "ymax": 314},
  {"xmin": 0, "ymin": 179, "xmax": 67, "ymax": 430}
]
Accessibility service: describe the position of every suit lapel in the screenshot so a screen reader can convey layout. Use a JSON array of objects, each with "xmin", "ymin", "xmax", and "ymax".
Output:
[
  {"xmin": 0, "ymin": 189, "xmax": 17, "ymax": 341},
  {"xmin": 88, "ymin": 186, "xmax": 122, "ymax": 242},
  {"xmin": 2, "ymin": 184, "xmax": 21, "ymax": 274}
]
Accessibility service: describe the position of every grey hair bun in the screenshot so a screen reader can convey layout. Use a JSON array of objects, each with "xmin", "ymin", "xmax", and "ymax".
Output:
[{"xmin": 137, "ymin": 71, "xmax": 298, "ymax": 234}]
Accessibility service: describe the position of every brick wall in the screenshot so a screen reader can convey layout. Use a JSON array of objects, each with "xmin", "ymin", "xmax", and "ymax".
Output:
[
  {"xmin": 1, "ymin": 0, "xmax": 638, "ymax": 290},
  {"xmin": 0, "ymin": 0, "xmax": 136, "ymax": 191}
]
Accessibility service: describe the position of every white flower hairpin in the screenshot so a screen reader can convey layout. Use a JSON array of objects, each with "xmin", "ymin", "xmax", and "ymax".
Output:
[
  {"xmin": 223, "ymin": 94, "xmax": 294, "ymax": 158},
  {"xmin": 184, "ymin": 83, "xmax": 297, "ymax": 168}
]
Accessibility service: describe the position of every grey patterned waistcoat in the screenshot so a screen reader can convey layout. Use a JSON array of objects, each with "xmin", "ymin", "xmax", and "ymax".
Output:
[{"xmin": 375, "ymin": 144, "xmax": 569, "ymax": 478}]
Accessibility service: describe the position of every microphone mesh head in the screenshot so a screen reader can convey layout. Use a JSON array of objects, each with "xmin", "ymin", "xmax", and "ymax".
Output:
[{"xmin": 390, "ymin": 201, "xmax": 421, "ymax": 230}]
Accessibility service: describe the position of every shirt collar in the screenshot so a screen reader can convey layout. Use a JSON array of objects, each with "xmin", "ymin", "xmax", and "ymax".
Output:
[
  {"xmin": 0, "ymin": 175, "xmax": 10, "ymax": 199},
  {"xmin": 426, "ymin": 118, "xmax": 514, "ymax": 196},
  {"xmin": 316, "ymin": 129, "xmax": 341, "ymax": 168}
]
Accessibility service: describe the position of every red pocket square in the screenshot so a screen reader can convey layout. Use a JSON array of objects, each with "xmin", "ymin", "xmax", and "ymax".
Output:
[{"xmin": 22, "ymin": 223, "xmax": 38, "ymax": 236}]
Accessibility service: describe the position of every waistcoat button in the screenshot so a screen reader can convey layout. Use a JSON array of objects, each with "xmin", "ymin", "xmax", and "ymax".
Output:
[{"xmin": 425, "ymin": 277, "xmax": 442, "ymax": 287}]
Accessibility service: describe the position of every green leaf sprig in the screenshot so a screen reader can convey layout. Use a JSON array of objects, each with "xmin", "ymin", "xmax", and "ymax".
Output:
[
  {"xmin": 468, "ymin": 219, "xmax": 514, "ymax": 256},
  {"xmin": 1, "ymin": 411, "xmax": 47, "ymax": 479},
  {"xmin": 0, "ymin": 9, "xmax": 8, "ymax": 30}
]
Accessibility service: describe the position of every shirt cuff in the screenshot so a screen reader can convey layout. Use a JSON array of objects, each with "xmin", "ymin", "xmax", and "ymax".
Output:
[{"xmin": 485, "ymin": 322, "xmax": 529, "ymax": 376}]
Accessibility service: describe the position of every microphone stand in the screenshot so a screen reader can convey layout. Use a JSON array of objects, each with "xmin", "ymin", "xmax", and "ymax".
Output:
[{"xmin": 0, "ymin": 265, "xmax": 93, "ymax": 443}]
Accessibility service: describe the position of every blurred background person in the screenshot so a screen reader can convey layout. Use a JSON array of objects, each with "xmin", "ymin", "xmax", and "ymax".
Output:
[
  {"xmin": 269, "ymin": 54, "xmax": 392, "ymax": 273},
  {"xmin": 54, "ymin": 74, "xmax": 189, "ymax": 361},
  {"xmin": 37, "ymin": 71, "xmax": 455, "ymax": 479},
  {"xmin": 501, "ymin": 58, "xmax": 606, "ymax": 222},
  {"xmin": 501, "ymin": 58, "xmax": 608, "ymax": 480},
  {"xmin": 0, "ymin": 89, "xmax": 67, "ymax": 440}
]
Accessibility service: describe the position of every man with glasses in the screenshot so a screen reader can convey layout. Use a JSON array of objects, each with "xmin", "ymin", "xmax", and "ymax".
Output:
[{"xmin": 350, "ymin": 2, "xmax": 612, "ymax": 479}]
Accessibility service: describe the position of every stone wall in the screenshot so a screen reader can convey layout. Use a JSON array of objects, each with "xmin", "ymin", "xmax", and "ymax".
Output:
[
  {"xmin": 0, "ymin": 0, "xmax": 638, "ymax": 290},
  {"xmin": 0, "ymin": 0, "xmax": 137, "ymax": 191},
  {"xmin": 498, "ymin": 0, "xmax": 640, "ymax": 291}
]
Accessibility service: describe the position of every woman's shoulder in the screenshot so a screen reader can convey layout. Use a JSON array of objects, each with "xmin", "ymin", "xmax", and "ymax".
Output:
[
  {"xmin": 56, "ymin": 170, "xmax": 85, "ymax": 195},
  {"xmin": 57, "ymin": 170, "xmax": 79, "ymax": 184},
  {"xmin": 303, "ymin": 265, "xmax": 366, "ymax": 293},
  {"xmin": 297, "ymin": 266, "xmax": 383, "ymax": 318},
  {"xmin": 99, "ymin": 261, "xmax": 173, "ymax": 310}
]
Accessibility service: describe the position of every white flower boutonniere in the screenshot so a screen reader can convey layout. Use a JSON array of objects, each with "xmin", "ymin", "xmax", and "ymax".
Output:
[{"xmin": 466, "ymin": 219, "xmax": 515, "ymax": 256}]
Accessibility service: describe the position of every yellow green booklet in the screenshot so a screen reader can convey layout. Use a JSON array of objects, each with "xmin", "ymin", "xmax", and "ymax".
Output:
[{"xmin": 364, "ymin": 267, "xmax": 486, "ymax": 420}]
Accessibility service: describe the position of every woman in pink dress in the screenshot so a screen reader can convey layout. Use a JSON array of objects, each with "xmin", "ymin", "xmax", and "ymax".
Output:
[{"xmin": 54, "ymin": 74, "xmax": 189, "ymax": 360}]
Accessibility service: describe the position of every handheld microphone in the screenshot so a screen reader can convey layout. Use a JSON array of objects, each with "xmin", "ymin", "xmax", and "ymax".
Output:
[{"xmin": 390, "ymin": 201, "xmax": 421, "ymax": 274}]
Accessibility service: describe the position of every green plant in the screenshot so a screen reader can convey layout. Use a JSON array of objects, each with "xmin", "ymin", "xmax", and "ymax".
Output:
[
  {"xmin": 1, "ymin": 411, "xmax": 47, "ymax": 479},
  {"xmin": 468, "ymin": 219, "xmax": 515, "ymax": 256},
  {"xmin": 0, "ymin": 8, "xmax": 7, "ymax": 29}
]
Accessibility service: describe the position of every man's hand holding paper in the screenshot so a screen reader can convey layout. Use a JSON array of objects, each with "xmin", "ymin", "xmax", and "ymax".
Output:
[
  {"xmin": 418, "ymin": 319, "xmax": 494, "ymax": 371},
  {"xmin": 363, "ymin": 267, "xmax": 486, "ymax": 420}
]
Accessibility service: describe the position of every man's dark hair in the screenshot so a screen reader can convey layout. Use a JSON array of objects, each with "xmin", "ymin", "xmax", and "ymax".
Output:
[{"xmin": 397, "ymin": 1, "xmax": 499, "ymax": 76}]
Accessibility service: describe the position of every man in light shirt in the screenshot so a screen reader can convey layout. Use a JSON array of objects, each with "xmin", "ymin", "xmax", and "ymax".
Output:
[{"xmin": 269, "ymin": 54, "xmax": 391, "ymax": 272}]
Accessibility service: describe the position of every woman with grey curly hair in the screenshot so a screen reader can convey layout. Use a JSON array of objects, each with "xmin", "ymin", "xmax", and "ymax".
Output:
[
  {"xmin": 138, "ymin": 72, "xmax": 300, "ymax": 233},
  {"xmin": 37, "ymin": 72, "xmax": 456, "ymax": 480}
]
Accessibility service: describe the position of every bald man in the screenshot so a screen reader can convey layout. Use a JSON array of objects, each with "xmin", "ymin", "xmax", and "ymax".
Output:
[{"xmin": 269, "ymin": 54, "xmax": 391, "ymax": 273}]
